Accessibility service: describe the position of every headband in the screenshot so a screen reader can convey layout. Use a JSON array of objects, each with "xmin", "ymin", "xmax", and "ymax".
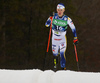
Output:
[{"xmin": 57, "ymin": 4, "xmax": 65, "ymax": 9}]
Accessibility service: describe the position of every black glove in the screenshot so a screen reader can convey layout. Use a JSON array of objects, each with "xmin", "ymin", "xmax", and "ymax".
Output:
[
  {"xmin": 50, "ymin": 12, "xmax": 55, "ymax": 16},
  {"xmin": 73, "ymin": 39, "xmax": 78, "ymax": 45}
]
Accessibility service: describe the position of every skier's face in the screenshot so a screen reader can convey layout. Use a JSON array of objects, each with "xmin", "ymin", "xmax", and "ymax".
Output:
[{"xmin": 57, "ymin": 9, "xmax": 65, "ymax": 17}]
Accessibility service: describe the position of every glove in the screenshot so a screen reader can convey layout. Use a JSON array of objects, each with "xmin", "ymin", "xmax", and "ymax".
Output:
[
  {"xmin": 73, "ymin": 38, "xmax": 78, "ymax": 45},
  {"xmin": 50, "ymin": 12, "xmax": 55, "ymax": 16}
]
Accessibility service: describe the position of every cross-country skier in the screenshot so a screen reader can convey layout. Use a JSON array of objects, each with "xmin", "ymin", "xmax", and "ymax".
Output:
[{"xmin": 45, "ymin": 3, "xmax": 78, "ymax": 70}]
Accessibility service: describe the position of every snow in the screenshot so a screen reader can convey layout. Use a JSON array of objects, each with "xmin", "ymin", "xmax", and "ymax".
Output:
[{"xmin": 0, "ymin": 69, "xmax": 100, "ymax": 83}]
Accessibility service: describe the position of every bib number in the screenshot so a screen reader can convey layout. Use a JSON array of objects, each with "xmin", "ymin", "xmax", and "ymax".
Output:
[{"xmin": 57, "ymin": 26, "xmax": 62, "ymax": 31}]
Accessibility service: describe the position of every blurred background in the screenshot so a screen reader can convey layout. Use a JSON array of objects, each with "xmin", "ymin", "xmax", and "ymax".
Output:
[{"xmin": 0, "ymin": 0, "xmax": 100, "ymax": 72}]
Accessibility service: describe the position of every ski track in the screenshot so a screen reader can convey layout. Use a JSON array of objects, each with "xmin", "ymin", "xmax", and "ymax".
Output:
[{"xmin": 0, "ymin": 69, "xmax": 100, "ymax": 83}]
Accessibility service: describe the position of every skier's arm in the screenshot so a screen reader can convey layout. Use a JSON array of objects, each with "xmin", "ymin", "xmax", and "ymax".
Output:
[
  {"xmin": 45, "ymin": 16, "xmax": 52, "ymax": 27},
  {"xmin": 67, "ymin": 17, "xmax": 77, "ymax": 39},
  {"xmin": 67, "ymin": 17, "xmax": 78, "ymax": 45}
]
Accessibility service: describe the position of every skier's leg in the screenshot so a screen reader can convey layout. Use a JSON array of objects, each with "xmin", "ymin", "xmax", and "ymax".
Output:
[
  {"xmin": 52, "ymin": 35, "xmax": 60, "ymax": 56},
  {"xmin": 52, "ymin": 38, "xmax": 59, "ymax": 71},
  {"xmin": 60, "ymin": 36, "xmax": 67, "ymax": 69},
  {"xmin": 52, "ymin": 44, "xmax": 59, "ymax": 56}
]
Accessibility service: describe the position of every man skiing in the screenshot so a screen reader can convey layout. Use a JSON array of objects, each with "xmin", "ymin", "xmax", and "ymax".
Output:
[{"xmin": 45, "ymin": 3, "xmax": 78, "ymax": 70}]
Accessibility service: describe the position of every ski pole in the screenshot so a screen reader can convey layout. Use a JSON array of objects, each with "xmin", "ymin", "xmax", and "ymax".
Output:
[
  {"xmin": 74, "ymin": 44, "xmax": 80, "ymax": 71},
  {"xmin": 46, "ymin": 17, "xmax": 53, "ymax": 53},
  {"xmin": 43, "ymin": 17, "xmax": 53, "ymax": 70}
]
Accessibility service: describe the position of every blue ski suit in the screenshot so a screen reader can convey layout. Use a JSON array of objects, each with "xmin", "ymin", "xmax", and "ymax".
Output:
[{"xmin": 45, "ymin": 13, "xmax": 77, "ymax": 68}]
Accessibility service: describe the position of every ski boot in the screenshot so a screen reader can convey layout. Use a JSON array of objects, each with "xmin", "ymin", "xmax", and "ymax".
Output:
[
  {"xmin": 53, "ymin": 56, "xmax": 58, "ymax": 72},
  {"xmin": 61, "ymin": 67, "xmax": 66, "ymax": 70}
]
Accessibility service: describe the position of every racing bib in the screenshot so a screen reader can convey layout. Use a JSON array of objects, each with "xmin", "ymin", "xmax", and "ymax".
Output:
[{"xmin": 52, "ymin": 19, "xmax": 68, "ymax": 31}]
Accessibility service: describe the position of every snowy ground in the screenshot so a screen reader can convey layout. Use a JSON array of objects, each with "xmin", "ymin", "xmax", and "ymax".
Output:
[{"xmin": 0, "ymin": 69, "xmax": 100, "ymax": 83}]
